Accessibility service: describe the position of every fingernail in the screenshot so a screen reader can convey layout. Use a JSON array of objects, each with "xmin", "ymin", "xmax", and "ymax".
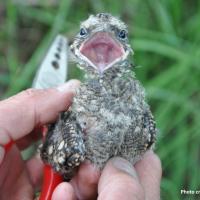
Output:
[
  {"xmin": 0, "ymin": 145, "xmax": 5, "ymax": 164},
  {"xmin": 111, "ymin": 157, "xmax": 138, "ymax": 179},
  {"xmin": 143, "ymin": 150, "xmax": 154, "ymax": 158},
  {"xmin": 52, "ymin": 182, "xmax": 75, "ymax": 200},
  {"xmin": 57, "ymin": 80, "xmax": 80, "ymax": 92}
]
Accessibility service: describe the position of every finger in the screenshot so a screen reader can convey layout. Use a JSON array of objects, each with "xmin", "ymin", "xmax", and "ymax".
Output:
[
  {"xmin": 26, "ymin": 153, "xmax": 44, "ymax": 189},
  {"xmin": 52, "ymin": 182, "xmax": 76, "ymax": 200},
  {"xmin": 15, "ymin": 126, "xmax": 42, "ymax": 150},
  {"xmin": 70, "ymin": 161, "xmax": 100, "ymax": 199},
  {"xmin": 7, "ymin": 169, "xmax": 34, "ymax": 200},
  {"xmin": 0, "ymin": 145, "xmax": 34, "ymax": 199},
  {"xmin": 0, "ymin": 80, "xmax": 80, "ymax": 146},
  {"xmin": 98, "ymin": 157, "xmax": 145, "ymax": 200},
  {"xmin": 135, "ymin": 150, "xmax": 162, "ymax": 200}
]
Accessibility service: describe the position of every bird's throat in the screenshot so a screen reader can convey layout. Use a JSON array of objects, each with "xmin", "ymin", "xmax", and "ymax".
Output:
[{"xmin": 79, "ymin": 32, "xmax": 125, "ymax": 73}]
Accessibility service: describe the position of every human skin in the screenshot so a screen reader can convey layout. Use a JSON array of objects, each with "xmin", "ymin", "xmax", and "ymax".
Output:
[{"xmin": 0, "ymin": 80, "xmax": 161, "ymax": 200}]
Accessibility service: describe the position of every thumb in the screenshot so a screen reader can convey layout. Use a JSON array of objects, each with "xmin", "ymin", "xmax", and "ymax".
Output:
[
  {"xmin": 0, "ymin": 79, "xmax": 80, "ymax": 148},
  {"xmin": 98, "ymin": 157, "xmax": 145, "ymax": 200}
]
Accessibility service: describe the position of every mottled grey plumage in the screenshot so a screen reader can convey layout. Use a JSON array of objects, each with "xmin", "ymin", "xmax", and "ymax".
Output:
[{"xmin": 40, "ymin": 13, "xmax": 157, "ymax": 179}]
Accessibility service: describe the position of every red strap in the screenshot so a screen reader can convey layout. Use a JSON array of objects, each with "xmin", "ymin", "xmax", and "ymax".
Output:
[
  {"xmin": 39, "ymin": 165, "xmax": 63, "ymax": 200},
  {"xmin": 4, "ymin": 140, "xmax": 14, "ymax": 153},
  {"xmin": 39, "ymin": 125, "xmax": 63, "ymax": 200}
]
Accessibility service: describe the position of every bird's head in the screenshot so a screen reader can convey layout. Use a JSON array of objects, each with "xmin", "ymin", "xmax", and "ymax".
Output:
[{"xmin": 71, "ymin": 13, "xmax": 133, "ymax": 75}]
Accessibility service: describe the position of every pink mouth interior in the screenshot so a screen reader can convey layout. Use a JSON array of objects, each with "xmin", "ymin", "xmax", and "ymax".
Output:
[{"xmin": 80, "ymin": 32, "xmax": 124, "ymax": 72}]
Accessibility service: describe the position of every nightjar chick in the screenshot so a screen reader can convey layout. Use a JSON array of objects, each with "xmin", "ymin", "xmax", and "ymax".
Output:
[{"xmin": 40, "ymin": 13, "xmax": 157, "ymax": 180}]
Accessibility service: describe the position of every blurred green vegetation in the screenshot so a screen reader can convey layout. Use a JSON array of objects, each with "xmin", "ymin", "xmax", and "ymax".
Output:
[{"xmin": 0, "ymin": 0, "xmax": 200, "ymax": 199}]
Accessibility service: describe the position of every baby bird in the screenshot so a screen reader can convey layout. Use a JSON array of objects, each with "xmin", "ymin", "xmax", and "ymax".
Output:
[{"xmin": 40, "ymin": 13, "xmax": 157, "ymax": 180}]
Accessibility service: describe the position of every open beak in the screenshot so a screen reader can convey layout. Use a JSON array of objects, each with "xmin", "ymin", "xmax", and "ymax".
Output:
[{"xmin": 79, "ymin": 32, "xmax": 125, "ymax": 73}]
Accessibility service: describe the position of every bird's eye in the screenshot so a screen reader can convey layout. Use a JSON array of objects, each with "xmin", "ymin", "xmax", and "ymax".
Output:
[
  {"xmin": 118, "ymin": 30, "xmax": 127, "ymax": 39},
  {"xmin": 80, "ymin": 28, "xmax": 87, "ymax": 36}
]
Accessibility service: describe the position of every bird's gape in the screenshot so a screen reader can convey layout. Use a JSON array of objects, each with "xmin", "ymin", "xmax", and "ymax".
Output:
[{"xmin": 80, "ymin": 32, "xmax": 125, "ymax": 73}]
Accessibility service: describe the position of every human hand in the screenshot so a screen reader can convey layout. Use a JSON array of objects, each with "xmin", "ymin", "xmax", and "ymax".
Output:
[
  {"xmin": 52, "ymin": 151, "xmax": 162, "ymax": 200},
  {"xmin": 0, "ymin": 80, "xmax": 81, "ymax": 199}
]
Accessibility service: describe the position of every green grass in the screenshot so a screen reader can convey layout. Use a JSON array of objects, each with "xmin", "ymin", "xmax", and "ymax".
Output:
[{"xmin": 0, "ymin": 0, "xmax": 200, "ymax": 199}]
